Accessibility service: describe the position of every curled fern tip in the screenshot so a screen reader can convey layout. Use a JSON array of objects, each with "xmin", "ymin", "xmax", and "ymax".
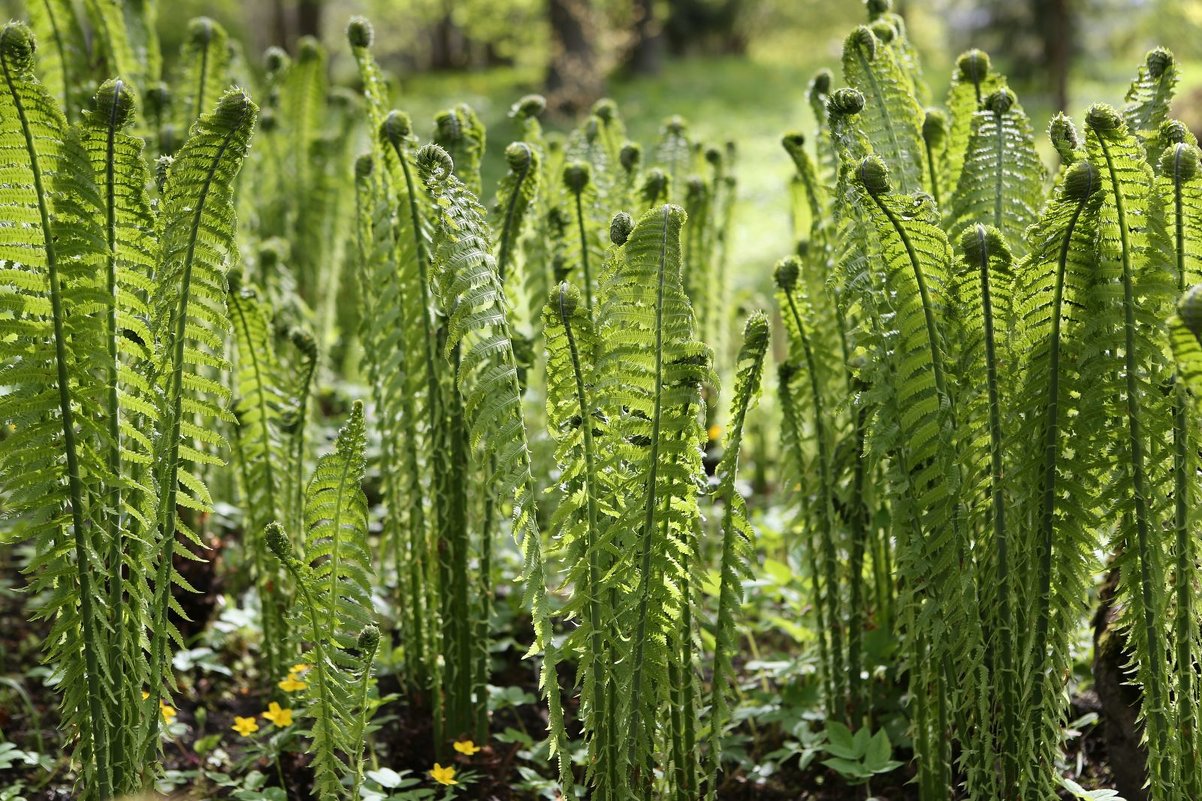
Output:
[
  {"xmin": 956, "ymin": 49, "xmax": 991, "ymax": 85},
  {"xmin": 828, "ymin": 88, "xmax": 866, "ymax": 117},
  {"xmin": 855, "ymin": 155, "xmax": 890, "ymax": 194},
  {"xmin": 0, "ymin": 22, "xmax": 36, "ymax": 73},
  {"xmin": 347, "ymin": 16, "xmax": 374, "ymax": 49},
  {"xmin": 610, "ymin": 211, "xmax": 633, "ymax": 245},
  {"xmin": 94, "ymin": 79, "xmax": 137, "ymax": 129}
]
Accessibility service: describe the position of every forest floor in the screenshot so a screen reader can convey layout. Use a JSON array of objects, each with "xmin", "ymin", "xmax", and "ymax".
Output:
[{"xmin": 0, "ymin": 560, "xmax": 1121, "ymax": 800}]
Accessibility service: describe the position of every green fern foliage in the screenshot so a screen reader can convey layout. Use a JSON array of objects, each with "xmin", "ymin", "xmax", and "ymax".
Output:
[
  {"xmin": 146, "ymin": 85, "xmax": 257, "ymax": 749},
  {"xmin": 706, "ymin": 311, "xmax": 768, "ymax": 800},
  {"xmin": 267, "ymin": 402, "xmax": 377, "ymax": 801},
  {"xmin": 172, "ymin": 17, "xmax": 231, "ymax": 136},
  {"xmin": 946, "ymin": 88, "xmax": 1044, "ymax": 254}
]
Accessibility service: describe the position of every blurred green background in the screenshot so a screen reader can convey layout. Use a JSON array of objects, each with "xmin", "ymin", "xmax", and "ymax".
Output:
[{"xmin": 14, "ymin": 0, "xmax": 1202, "ymax": 288}]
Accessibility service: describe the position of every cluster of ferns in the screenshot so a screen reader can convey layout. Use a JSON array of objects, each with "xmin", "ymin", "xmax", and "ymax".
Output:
[
  {"xmin": 0, "ymin": 3, "xmax": 753, "ymax": 800},
  {"xmin": 780, "ymin": 1, "xmax": 1202, "ymax": 799},
  {"xmin": 3, "ymin": 0, "xmax": 1202, "ymax": 799}
]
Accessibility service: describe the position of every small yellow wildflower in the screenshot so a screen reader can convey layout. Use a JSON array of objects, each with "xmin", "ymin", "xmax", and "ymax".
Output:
[
  {"xmin": 159, "ymin": 702, "xmax": 176, "ymax": 723},
  {"xmin": 141, "ymin": 690, "xmax": 150, "ymax": 701},
  {"xmin": 288, "ymin": 663, "xmax": 310, "ymax": 675},
  {"xmin": 429, "ymin": 763, "xmax": 457, "ymax": 786},
  {"xmin": 262, "ymin": 702, "xmax": 293, "ymax": 727},
  {"xmin": 232, "ymin": 716, "xmax": 259, "ymax": 737},
  {"xmin": 707, "ymin": 424, "xmax": 723, "ymax": 442},
  {"xmin": 278, "ymin": 676, "xmax": 308, "ymax": 693},
  {"xmin": 452, "ymin": 739, "xmax": 481, "ymax": 756}
]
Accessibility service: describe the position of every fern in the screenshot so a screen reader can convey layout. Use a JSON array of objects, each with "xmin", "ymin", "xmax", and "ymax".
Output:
[
  {"xmin": 145, "ymin": 86, "xmax": 257, "ymax": 755},
  {"xmin": 593, "ymin": 204, "xmax": 713, "ymax": 794},
  {"xmin": 706, "ymin": 312, "xmax": 768, "ymax": 800},
  {"xmin": 854, "ymin": 156, "xmax": 975, "ymax": 797},
  {"xmin": 266, "ymin": 401, "xmax": 377, "ymax": 801},
  {"xmin": 0, "ymin": 22, "xmax": 114, "ymax": 797},
  {"xmin": 352, "ymin": 153, "xmax": 432, "ymax": 691},
  {"xmin": 1011, "ymin": 159, "xmax": 1103, "ymax": 799},
  {"xmin": 416, "ymin": 145, "xmax": 567, "ymax": 768},
  {"xmin": 173, "ymin": 18, "xmax": 231, "ymax": 135},
  {"xmin": 775, "ymin": 258, "xmax": 846, "ymax": 720},
  {"xmin": 946, "ymin": 88, "xmax": 1044, "ymax": 255},
  {"xmin": 1082, "ymin": 104, "xmax": 1177, "ymax": 799},
  {"xmin": 227, "ymin": 272, "xmax": 290, "ymax": 682},
  {"xmin": 1123, "ymin": 48, "xmax": 1177, "ymax": 162},
  {"xmin": 543, "ymin": 281, "xmax": 619, "ymax": 799},
  {"xmin": 944, "ymin": 50, "xmax": 1003, "ymax": 192},
  {"xmin": 842, "ymin": 27, "xmax": 925, "ymax": 194},
  {"xmin": 1157, "ymin": 141, "xmax": 1202, "ymax": 797},
  {"xmin": 434, "ymin": 103, "xmax": 487, "ymax": 198},
  {"xmin": 25, "ymin": 0, "xmax": 85, "ymax": 120},
  {"xmin": 76, "ymin": 77, "xmax": 160, "ymax": 792}
]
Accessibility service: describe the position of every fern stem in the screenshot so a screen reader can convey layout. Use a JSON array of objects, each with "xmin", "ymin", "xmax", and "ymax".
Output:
[
  {"xmin": 573, "ymin": 193, "xmax": 595, "ymax": 314},
  {"xmin": 100, "ymin": 79, "xmax": 132, "ymax": 790},
  {"xmin": 555, "ymin": 285, "xmax": 615, "ymax": 800},
  {"xmin": 969, "ymin": 225, "xmax": 1017, "ymax": 791},
  {"xmin": 626, "ymin": 205, "xmax": 672, "ymax": 770},
  {"xmin": 1026, "ymin": 172, "xmax": 1092, "ymax": 765},
  {"xmin": 1, "ymin": 43, "xmax": 113, "ymax": 799},
  {"xmin": 1168, "ymin": 143, "xmax": 1199, "ymax": 794},
  {"xmin": 229, "ymin": 295, "xmax": 284, "ymax": 681},
  {"xmin": 146, "ymin": 101, "xmax": 249, "ymax": 759},
  {"xmin": 1097, "ymin": 132, "xmax": 1172, "ymax": 790},
  {"xmin": 782, "ymin": 287, "xmax": 846, "ymax": 719}
]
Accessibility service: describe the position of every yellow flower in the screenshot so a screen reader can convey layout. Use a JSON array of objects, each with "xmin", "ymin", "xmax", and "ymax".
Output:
[
  {"xmin": 232, "ymin": 716, "xmax": 259, "ymax": 737},
  {"xmin": 429, "ymin": 763, "xmax": 457, "ymax": 786},
  {"xmin": 141, "ymin": 690, "xmax": 150, "ymax": 701},
  {"xmin": 707, "ymin": 424, "xmax": 723, "ymax": 442},
  {"xmin": 278, "ymin": 676, "xmax": 308, "ymax": 693},
  {"xmin": 452, "ymin": 739, "xmax": 481, "ymax": 756},
  {"xmin": 159, "ymin": 702, "xmax": 176, "ymax": 723},
  {"xmin": 288, "ymin": 663, "xmax": 310, "ymax": 675},
  {"xmin": 262, "ymin": 702, "xmax": 293, "ymax": 727}
]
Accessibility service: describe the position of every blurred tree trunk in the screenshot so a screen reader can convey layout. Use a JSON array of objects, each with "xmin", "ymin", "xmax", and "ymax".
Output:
[
  {"xmin": 1039, "ymin": 0, "xmax": 1072, "ymax": 110},
  {"xmin": 271, "ymin": 0, "xmax": 289, "ymax": 47},
  {"xmin": 546, "ymin": 0, "xmax": 601, "ymax": 114},
  {"xmin": 625, "ymin": 0, "xmax": 664, "ymax": 76},
  {"xmin": 297, "ymin": 0, "xmax": 322, "ymax": 39}
]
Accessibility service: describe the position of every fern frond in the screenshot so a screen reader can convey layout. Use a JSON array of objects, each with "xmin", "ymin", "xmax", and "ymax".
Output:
[
  {"xmin": 946, "ymin": 88, "xmax": 1045, "ymax": 256},
  {"xmin": 1010, "ymin": 159, "xmax": 1103, "ymax": 799},
  {"xmin": 1158, "ymin": 142, "xmax": 1202, "ymax": 796},
  {"xmin": 266, "ymin": 401, "xmax": 376, "ymax": 801},
  {"xmin": 543, "ymin": 281, "xmax": 621, "ymax": 799},
  {"xmin": 0, "ymin": 23, "xmax": 114, "ymax": 797},
  {"xmin": 25, "ymin": 0, "xmax": 86, "ymax": 120},
  {"xmin": 146, "ymin": 86, "xmax": 257, "ymax": 753},
  {"xmin": 82, "ymin": 0, "xmax": 140, "ymax": 90},
  {"xmin": 415, "ymin": 145, "xmax": 568, "ymax": 776},
  {"xmin": 1123, "ymin": 48, "xmax": 1177, "ymax": 161},
  {"xmin": 173, "ymin": 18, "xmax": 231, "ymax": 134},
  {"xmin": 593, "ymin": 204, "xmax": 713, "ymax": 793},
  {"xmin": 1082, "ymin": 104, "xmax": 1177, "ymax": 799},
  {"xmin": 227, "ymin": 273, "xmax": 290, "ymax": 681},
  {"xmin": 842, "ymin": 27, "xmax": 926, "ymax": 194},
  {"xmin": 493, "ymin": 142, "xmax": 540, "ymax": 286},
  {"xmin": 76, "ymin": 77, "xmax": 160, "ymax": 792},
  {"xmin": 434, "ymin": 103, "xmax": 486, "ymax": 198},
  {"xmin": 944, "ymin": 50, "xmax": 1003, "ymax": 192},
  {"xmin": 706, "ymin": 312, "xmax": 768, "ymax": 800}
]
